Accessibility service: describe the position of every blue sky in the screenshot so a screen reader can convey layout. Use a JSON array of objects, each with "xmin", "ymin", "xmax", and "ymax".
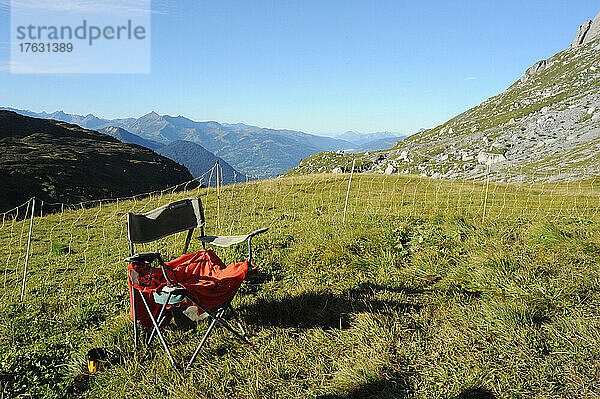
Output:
[{"xmin": 0, "ymin": 1, "xmax": 598, "ymax": 136}]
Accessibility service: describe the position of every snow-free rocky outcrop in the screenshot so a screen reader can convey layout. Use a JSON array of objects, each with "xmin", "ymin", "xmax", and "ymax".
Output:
[
  {"xmin": 572, "ymin": 11, "xmax": 600, "ymax": 47},
  {"xmin": 286, "ymin": 11, "xmax": 600, "ymax": 183},
  {"xmin": 521, "ymin": 11, "xmax": 600, "ymax": 84}
]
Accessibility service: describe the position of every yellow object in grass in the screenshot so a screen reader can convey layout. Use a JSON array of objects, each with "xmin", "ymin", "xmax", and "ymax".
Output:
[{"xmin": 87, "ymin": 348, "xmax": 108, "ymax": 374}]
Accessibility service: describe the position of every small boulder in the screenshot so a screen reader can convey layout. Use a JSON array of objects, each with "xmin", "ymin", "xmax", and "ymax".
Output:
[
  {"xmin": 520, "ymin": 60, "xmax": 547, "ymax": 83},
  {"xmin": 384, "ymin": 165, "xmax": 396, "ymax": 175},
  {"xmin": 477, "ymin": 151, "xmax": 506, "ymax": 165},
  {"xmin": 332, "ymin": 167, "xmax": 343, "ymax": 174}
]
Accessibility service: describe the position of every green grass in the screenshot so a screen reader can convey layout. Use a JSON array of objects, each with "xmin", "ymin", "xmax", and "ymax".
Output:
[{"xmin": 1, "ymin": 174, "xmax": 599, "ymax": 398}]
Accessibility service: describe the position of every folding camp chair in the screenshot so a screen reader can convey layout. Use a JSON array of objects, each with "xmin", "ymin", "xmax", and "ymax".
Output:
[{"xmin": 125, "ymin": 197, "xmax": 267, "ymax": 371}]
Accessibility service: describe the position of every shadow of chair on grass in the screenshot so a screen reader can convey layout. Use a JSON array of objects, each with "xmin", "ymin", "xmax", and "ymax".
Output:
[
  {"xmin": 317, "ymin": 382, "xmax": 495, "ymax": 399},
  {"xmin": 451, "ymin": 388, "xmax": 496, "ymax": 399},
  {"xmin": 318, "ymin": 376, "xmax": 412, "ymax": 399},
  {"xmin": 242, "ymin": 282, "xmax": 422, "ymax": 330}
]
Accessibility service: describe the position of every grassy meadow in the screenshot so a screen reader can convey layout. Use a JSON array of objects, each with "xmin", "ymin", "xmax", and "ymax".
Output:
[{"xmin": 0, "ymin": 174, "xmax": 599, "ymax": 398}]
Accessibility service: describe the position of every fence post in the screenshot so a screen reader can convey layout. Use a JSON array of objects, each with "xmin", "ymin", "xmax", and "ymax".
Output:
[
  {"xmin": 343, "ymin": 159, "xmax": 356, "ymax": 224},
  {"xmin": 482, "ymin": 159, "xmax": 492, "ymax": 220},
  {"xmin": 216, "ymin": 160, "xmax": 221, "ymax": 234},
  {"xmin": 20, "ymin": 198, "xmax": 35, "ymax": 301}
]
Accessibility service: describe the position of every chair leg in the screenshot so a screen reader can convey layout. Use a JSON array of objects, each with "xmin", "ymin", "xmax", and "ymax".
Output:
[
  {"xmin": 148, "ymin": 294, "xmax": 172, "ymax": 345},
  {"xmin": 185, "ymin": 308, "xmax": 224, "ymax": 370},
  {"xmin": 131, "ymin": 284, "xmax": 138, "ymax": 348},
  {"xmin": 213, "ymin": 315, "xmax": 252, "ymax": 345},
  {"xmin": 138, "ymin": 292, "xmax": 179, "ymax": 372},
  {"xmin": 186, "ymin": 297, "xmax": 252, "ymax": 345},
  {"xmin": 147, "ymin": 312, "xmax": 169, "ymax": 345},
  {"xmin": 228, "ymin": 305, "xmax": 250, "ymax": 340}
]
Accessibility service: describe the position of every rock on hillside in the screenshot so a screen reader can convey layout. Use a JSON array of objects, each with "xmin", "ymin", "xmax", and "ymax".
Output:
[
  {"xmin": 0, "ymin": 111, "xmax": 196, "ymax": 212},
  {"xmin": 286, "ymin": 12, "xmax": 600, "ymax": 183},
  {"xmin": 571, "ymin": 11, "xmax": 600, "ymax": 47}
]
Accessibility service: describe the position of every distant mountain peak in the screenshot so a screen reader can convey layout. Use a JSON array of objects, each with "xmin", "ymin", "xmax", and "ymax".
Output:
[{"xmin": 141, "ymin": 111, "xmax": 162, "ymax": 120}]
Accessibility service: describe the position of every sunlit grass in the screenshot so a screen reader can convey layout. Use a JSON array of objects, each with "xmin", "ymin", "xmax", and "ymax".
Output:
[{"xmin": 0, "ymin": 174, "xmax": 599, "ymax": 398}]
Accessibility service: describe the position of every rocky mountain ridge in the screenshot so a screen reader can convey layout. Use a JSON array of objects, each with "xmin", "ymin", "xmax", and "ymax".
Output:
[{"xmin": 572, "ymin": 11, "xmax": 600, "ymax": 47}]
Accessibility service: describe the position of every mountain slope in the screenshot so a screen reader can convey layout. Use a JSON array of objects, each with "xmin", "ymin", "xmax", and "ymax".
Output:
[
  {"xmin": 287, "ymin": 12, "xmax": 600, "ymax": 182},
  {"xmin": 98, "ymin": 126, "xmax": 163, "ymax": 150},
  {"xmin": 0, "ymin": 111, "xmax": 195, "ymax": 212},
  {"xmin": 156, "ymin": 140, "xmax": 247, "ymax": 185}
]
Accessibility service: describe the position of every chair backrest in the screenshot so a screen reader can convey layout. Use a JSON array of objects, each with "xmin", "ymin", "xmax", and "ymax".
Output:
[{"xmin": 127, "ymin": 197, "xmax": 205, "ymax": 254}]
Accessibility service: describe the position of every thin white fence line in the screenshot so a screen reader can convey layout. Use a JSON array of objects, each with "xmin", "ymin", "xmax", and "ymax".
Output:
[
  {"xmin": 20, "ymin": 198, "xmax": 35, "ymax": 301},
  {"xmin": 2, "ymin": 173, "xmax": 600, "ymax": 299},
  {"xmin": 0, "ymin": 197, "xmax": 34, "ymax": 219},
  {"xmin": 342, "ymin": 159, "xmax": 356, "ymax": 224}
]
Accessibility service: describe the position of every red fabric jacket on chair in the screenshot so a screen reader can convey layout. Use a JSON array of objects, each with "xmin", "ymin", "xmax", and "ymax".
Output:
[{"xmin": 128, "ymin": 249, "xmax": 252, "ymax": 328}]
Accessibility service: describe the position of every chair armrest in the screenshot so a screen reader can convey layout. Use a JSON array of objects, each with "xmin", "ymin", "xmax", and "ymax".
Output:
[
  {"xmin": 196, "ymin": 228, "xmax": 269, "ymax": 248},
  {"xmin": 125, "ymin": 252, "xmax": 176, "ymax": 287},
  {"xmin": 196, "ymin": 227, "xmax": 269, "ymax": 264},
  {"xmin": 197, "ymin": 235, "xmax": 250, "ymax": 247},
  {"xmin": 124, "ymin": 252, "xmax": 161, "ymax": 264},
  {"xmin": 249, "ymin": 227, "xmax": 269, "ymax": 237}
]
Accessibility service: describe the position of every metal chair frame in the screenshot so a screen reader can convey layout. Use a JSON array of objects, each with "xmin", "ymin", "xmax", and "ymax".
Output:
[{"xmin": 126, "ymin": 197, "xmax": 267, "ymax": 371}]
